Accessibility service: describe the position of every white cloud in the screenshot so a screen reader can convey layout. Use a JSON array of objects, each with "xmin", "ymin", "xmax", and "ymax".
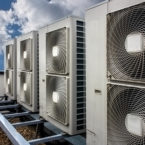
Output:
[
  {"xmin": 0, "ymin": 0, "xmax": 103, "ymax": 52},
  {"xmin": 11, "ymin": 0, "xmax": 103, "ymax": 33},
  {"xmin": 12, "ymin": 0, "xmax": 71, "ymax": 33},
  {"xmin": 0, "ymin": 9, "xmax": 14, "ymax": 53}
]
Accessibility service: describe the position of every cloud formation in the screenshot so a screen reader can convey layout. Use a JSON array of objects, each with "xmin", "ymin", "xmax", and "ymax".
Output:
[
  {"xmin": 0, "ymin": 0, "xmax": 103, "ymax": 51},
  {"xmin": 0, "ymin": 9, "xmax": 14, "ymax": 52}
]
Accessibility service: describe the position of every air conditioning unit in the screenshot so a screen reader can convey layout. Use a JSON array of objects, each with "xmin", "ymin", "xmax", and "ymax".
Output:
[
  {"xmin": 20, "ymin": 38, "xmax": 32, "ymax": 71},
  {"xmin": 39, "ymin": 17, "xmax": 86, "ymax": 135},
  {"xmin": 107, "ymin": 84, "xmax": 145, "ymax": 145},
  {"xmin": 107, "ymin": 2, "xmax": 145, "ymax": 83},
  {"xmin": 19, "ymin": 72, "xmax": 32, "ymax": 106},
  {"xmin": 4, "ymin": 39, "xmax": 17, "ymax": 100},
  {"xmin": 86, "ymin": 0, "xmax": 145, "ymax": 145},
  {"xmin": 6, "ymin": 44, "xmax": 14, "ymax": 69},
  {"xmin": 5, "ymin": 70, "xmax": 13, "ymax": 97},
  {"xmin": 17, "ymin": 31, "xmax": 38, "ymax": 112}
]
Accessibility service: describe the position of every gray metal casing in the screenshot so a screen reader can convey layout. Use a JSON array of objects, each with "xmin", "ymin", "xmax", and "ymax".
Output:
[
  {"xmin": 4, "ymin": 39, "xmax": 17, "ymax": 100},
  {"xmin": 17, "ymin": 31, "xmax": 39, "ymax": 112},
  {"xmin": 0, "ymin": 74, "xmax": 5, "ymax": 96},
  {"xmin": 39, "ymin": 17, "xmax": 86, "ymax": 135},
  {"xmin": 86, "ymin": 0, "xmax": 145, "ymax": 145}
]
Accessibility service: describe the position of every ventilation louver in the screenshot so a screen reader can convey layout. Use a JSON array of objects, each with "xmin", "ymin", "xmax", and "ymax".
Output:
[
  {"xmin": 108, "ymin": 4, "xmax": 145, "ymax": 82},
  {"xmin": 46, "ymin": 75, "xmax": 68, "ymax": 125},
  {"xmin": 20, "ymin": 72, "xmax": 32, "ymax": 105},
  {"xmin": 46, "ymin": 28, "xmax": 68, "ymax": 74},
  {"xmin": 6, "ymin": 45, "xmax": 13, "ymax": 69},
  {"xmin": 6, "ymin": 70, "xmax": 13, "ymax": 96},
  {"xmin": 108, "ymin": 85, "xmax": 145, "ymax": 145},
  {"xmin": 20, "ymin": 39, "xmax": 32, "ymax": 71}
]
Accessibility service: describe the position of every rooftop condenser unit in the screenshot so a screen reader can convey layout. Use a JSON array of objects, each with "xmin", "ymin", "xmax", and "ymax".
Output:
[
  {"xmin": 17, "ymin": 31, "xmax": 38, "ymax": 112},
  {"xmin": 107, "ymin": 84, "xmax": 145, "ymax": 145},
  {"xmin": 5, "ymin": 70, "xmax": 13, "ymax": 97},
  {"xmin": 5, "ymin": 39, "xmax": 17, "ymax": 100},
  {"xmin": 107, "ymin": 3, "xmax": 145, "ymax": 83},
  {"xmin": 39, "ymin": 17, "xmax": 86, "ymax": 135},
  {"xmin": 86, "ymin": 0, "xmax": 145, "ymax": 145}
]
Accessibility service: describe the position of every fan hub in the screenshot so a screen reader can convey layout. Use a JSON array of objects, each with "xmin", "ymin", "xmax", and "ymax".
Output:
[
  {"xmin": 52, "ymin": 91, "xmax": 59, "ymax": 103},
  {"xmin": 8, "ymin": 53, "xmax": 10, "ymax": 60},
  {"xmin": 125, "ymin": 32, "xmax": 144, "ymax": 54},
  {"xmin": 52, "ymin": 46, "xmax": 60, "ymax": 57},
  {"xmin": 7, "ymin": 78, "xmax": 10, "ymax": 85},
  {"xmin": 125, "ymin": 114, "xmax": 145, "ymax": 137},
  {"xmin": 23, "ymin": 51, "xmax": 27, "ymax": 59},
  {"xmin": 23, "ymin": 83, "xmax": 27, "ymax": 91}
]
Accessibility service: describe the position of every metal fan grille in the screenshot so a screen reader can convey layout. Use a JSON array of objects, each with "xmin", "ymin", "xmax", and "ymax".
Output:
[
  {"xmin": 46, "ymin": 28, "xmax": 68, "ymax": 74},
  {"xmin": 6, "ymin": 70, "xmax": 13, "ymax": 96},
  {"xmin": 6, "ymin": 45, "xmax": 13, "ymax": 69},
  {"xmin": 108, "ymin": 85, "xmax": 145, "ymax": 145},
  {"xmin": 20, "ymin": 72, "xmax": 32, "ymax": 105},
  {"xmin": 107, "ymin": 3, "xmax": 145, "ymax": 82},
  {"xmin": 46, "ymin": 75, "xmax": 68, "ymax": 125},
  {"xmin": 20, "ymin": 39, "xmax": 32, "ymax": 71}
]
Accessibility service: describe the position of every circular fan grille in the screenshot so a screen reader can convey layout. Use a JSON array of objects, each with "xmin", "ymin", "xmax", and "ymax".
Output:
[
  {"xmin": 20, "ymin": 39, "xmax": 32, "ymax": 71},
  {"xmin": 6, "ymin": 70, "xmax": 13, "ymax": 96},
  {"xmin": 108, "ymin": 85, "xmax": 145, "ymax": 145},
  {"xmin": 46, "ymin": 28, "xmax": 67, "ymax": 74},
  {"xmin": 46, "ymin": 76, "xmax": 68, "ymax": 125},
  {"xmin": 20, "ymin": 72, "xmax": 32, "ymax": 105},
  {"xmin": 6, "ymin": 45, "xmax": 13, "ymax": 69},
  {"xmin": 108, "ymin": 4, "xmax": 145, "ymax": 82}
]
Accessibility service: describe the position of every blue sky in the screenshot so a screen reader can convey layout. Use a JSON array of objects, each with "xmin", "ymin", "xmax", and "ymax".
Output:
[
  {"xmin": 0, "ymin": 0, "xmax": 17, "ymax": 71},
  {"xmin": 0, "ymin": 0, "xmax": 15, "ymax": 10},
  {"xmin": 0, "ymin": 0, "xmax": 102, "ymax": 71}
]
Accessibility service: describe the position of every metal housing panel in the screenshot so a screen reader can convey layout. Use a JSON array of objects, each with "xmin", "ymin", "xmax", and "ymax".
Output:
[
  {"xmin": 39, "ymin": 17, "xmax": 86, "ymax": 135},
  {"xmin": 17, "ymin": 31, "xmax": 38, "ymax": 112},
  {"xmin": 4, "ymin": 39, "xmax": 17, "ymax": 100},
  {"xmin": 86, "ymin": 3, "xmax": 108, "ymax": 145}
]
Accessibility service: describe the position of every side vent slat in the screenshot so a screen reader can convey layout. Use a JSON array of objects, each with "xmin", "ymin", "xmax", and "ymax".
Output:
[{"xmin": 76, "ymin": 20, "xmax": 86, "ymax": 131}]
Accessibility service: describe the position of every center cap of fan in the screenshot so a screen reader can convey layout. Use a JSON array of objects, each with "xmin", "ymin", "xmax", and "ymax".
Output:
[
  {"xmin": 8, "ymin": 53, "xmax": 10, "ymax": 60},
  {"xmin": 125, "ymin": 32, "xmax": 144, "ymax": 54},
  {"xmin": 23, "ymin": 51, "xmax": 27, "ymax": 59},
  {"xmin": 52, "ymin": 91, "xmax": 59, "ymax": 103},
  {"xmin": 7, "ymin": 78, "xmax": 10, "ymax": 85},
  {"xmin": 52, "ymin": 46, "xmax": 60, "ymax": 57},
  {"xmin": 125, "ymin": 114, "xmax": 145, "ymax": 137},
  {"xmin": 23, "ymin": 83, "xmax": 27, "ymax": 91}
]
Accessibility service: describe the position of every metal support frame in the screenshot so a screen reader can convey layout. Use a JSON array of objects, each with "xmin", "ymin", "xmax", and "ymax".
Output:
[
  {"xmin": 0, "ymin": 100, "xmax": 14, "ymax": 104},
  {"xmin": 0, "ymin": 113, "xmax": 66, "ymax": 145},
  {"xmin": 29, "ymin": 133, "xmax": 65, "ymax": 145},
  {"xmin": 44, "ymin": 123, "xmax": 86, "ymax": 145},
  {"xmin": 13, "ymin": 119, "xmax": 43, "ymax": 127},
  {"xmin": 0, "ymin": 104, "xmax": 19, "ymax": 110},
  {"xmin": 0, "ymin": 113, "xmax": 30, "ymax": 145},
  {"xmin": 0, "ymin": 104, "xmax": 86, "ymax": 145},
  {"xmin": 4, "ymin": 111, "xmax": 30, "ymax": 118}
]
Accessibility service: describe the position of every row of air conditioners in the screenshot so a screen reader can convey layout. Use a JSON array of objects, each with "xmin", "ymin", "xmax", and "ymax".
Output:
[
  {"xmin": 5, "ymin": 17, "xmax": 86, "ymax": 135},
  {"xmin": 4, "ymin": 0, "xmax": 145, "ymax": 143}
]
